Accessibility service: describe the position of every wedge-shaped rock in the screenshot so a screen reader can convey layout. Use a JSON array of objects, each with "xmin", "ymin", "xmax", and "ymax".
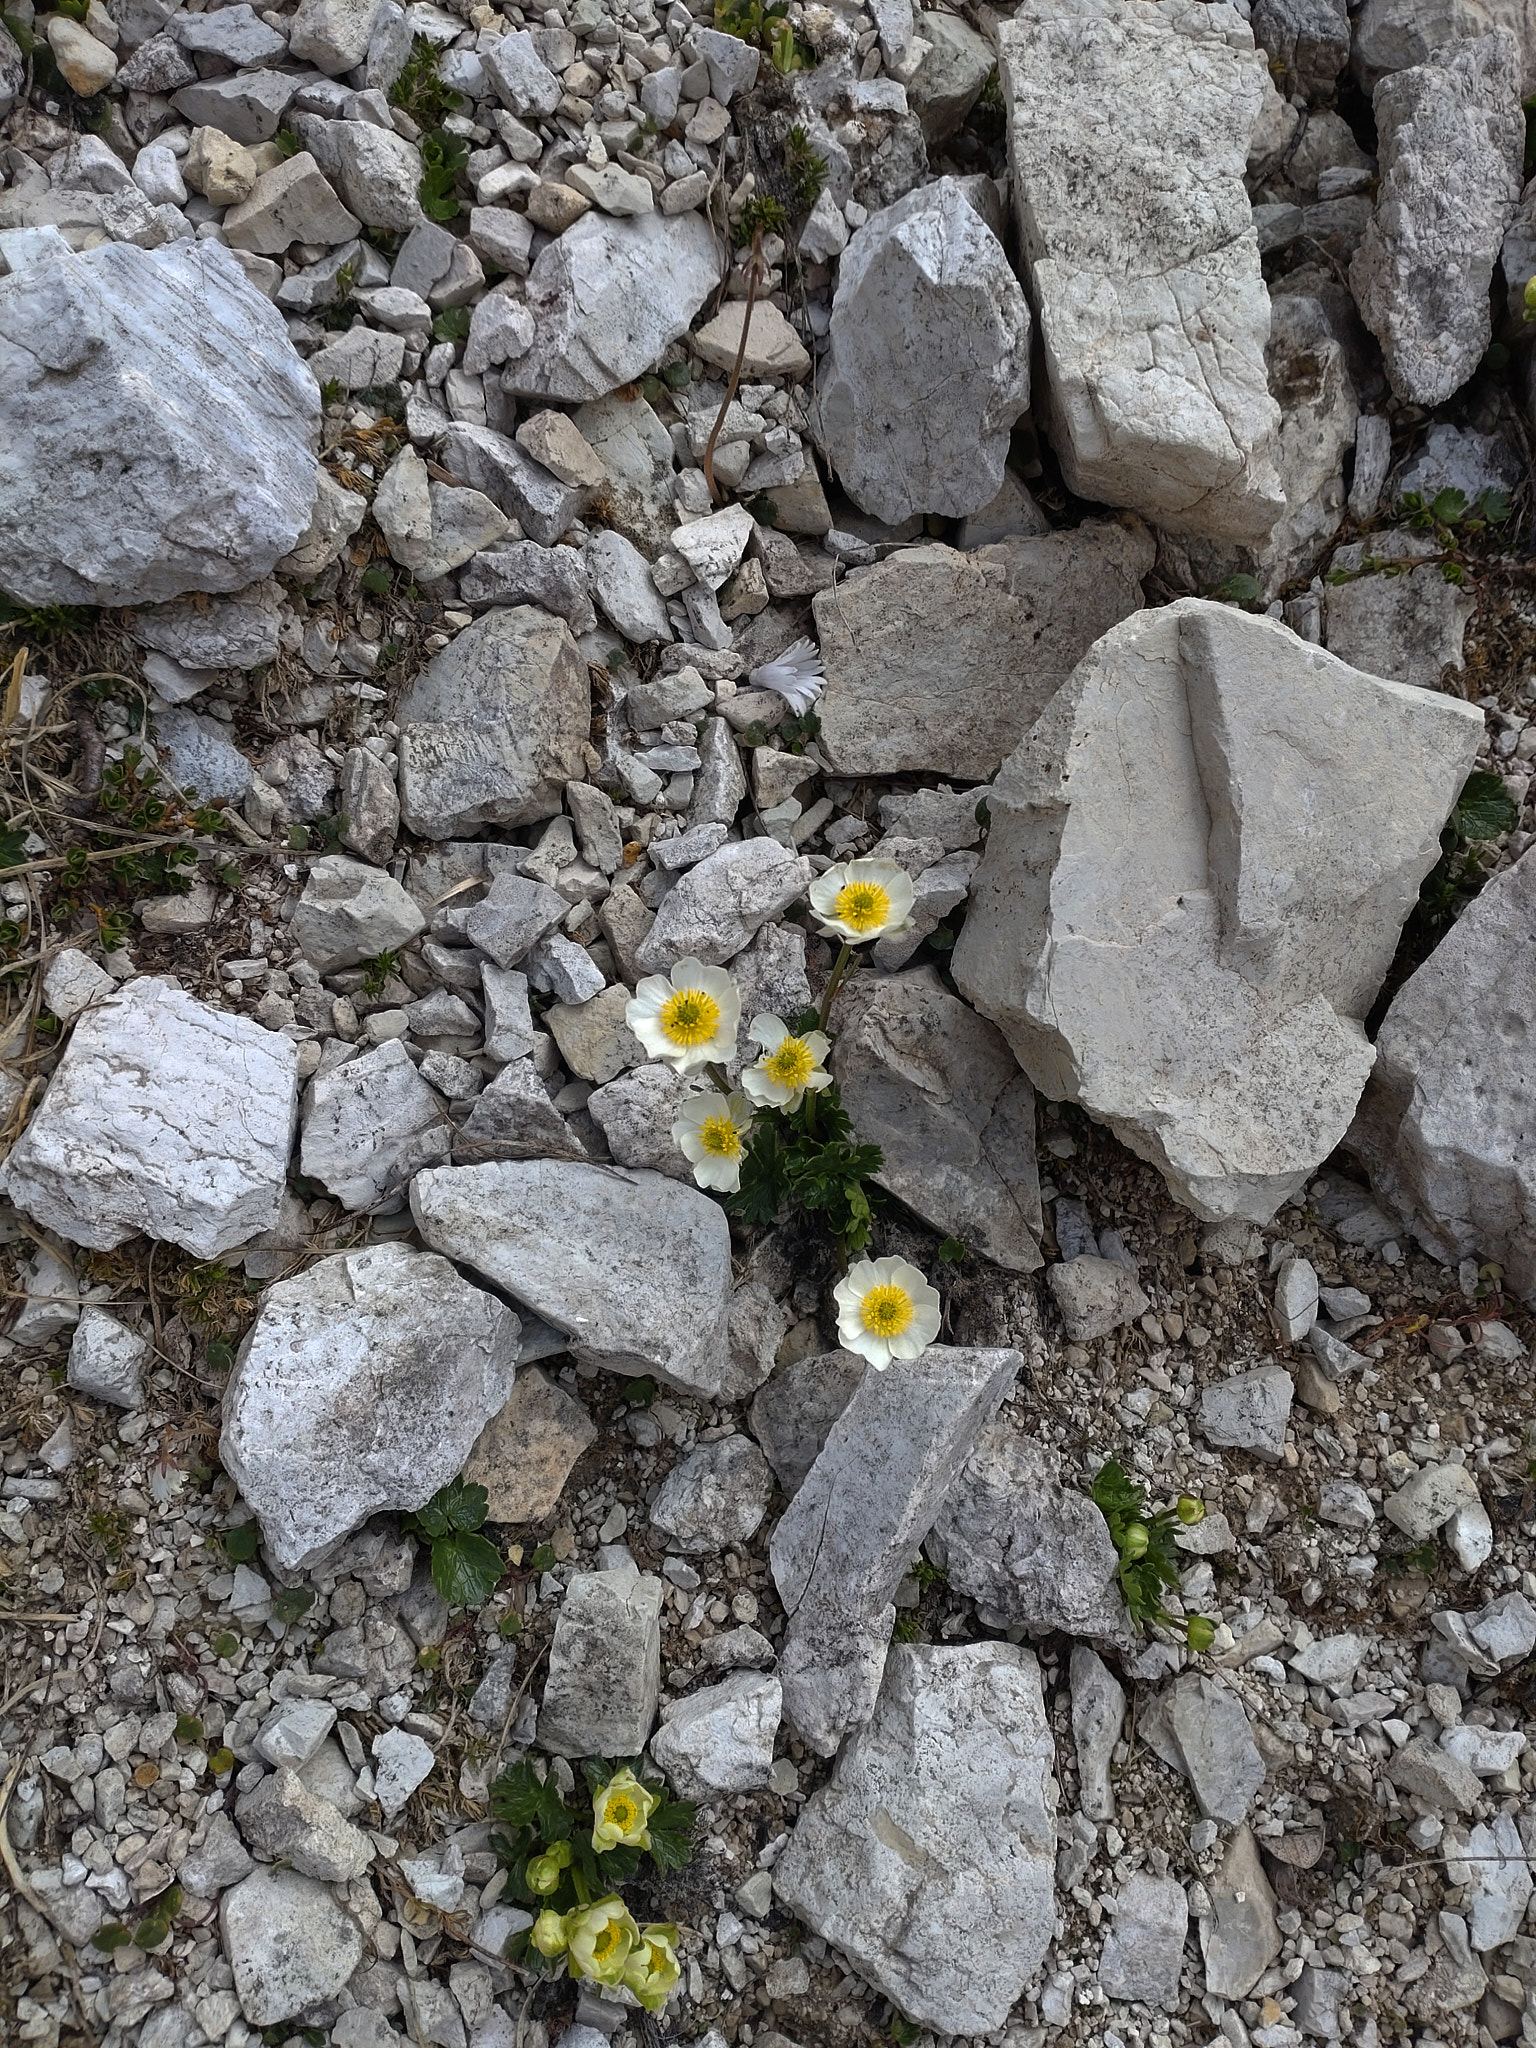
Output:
[
  {"xmin": 769, "ymin": 1342, "xmax": 1019, "ymax": 1754},
  {"xmin": 832, "ymin": 970, "xmax": 1043, "ymax": 1272},
  {"xmin": 220, "ymin": 1243, "xmax": 519, "ymax": 1570},
  {"xmin": 1352, "ymin": 0, "xmax": 1536, "ymax": 99},
  {"xmin": 953, "ymin": 600, "xmax": 1482, "ymax": 1222},
  {"xmin": 774, "ymin": 1642, "xmax": 1056, "ymax": 2036},
  {"xmin": 929, "ymin": 1420, "xmax": 1127, "ymax": 1639},
  {"xmin": 650, "ymin": 1671, "xmax": 781, "ymax": 1799},
  {"xmin": 538, "ymin": 1566, "xmax": 663, "ymax": 1756},
  {"xmin": 1350, "ymin": 845, "xmax": 1536, "ymax": 1301},
  {"xmin": 411, "ymin": 1160, "xmax": 733, "ymax": 1395},
  {"xmin": 634, "ymin": 837, "xmax": 809, "ymax": 974},
  {"xmin": 0, "ymin": 238, "xmax": 318, "ymax": 605},
  {"xmin": 1142, "ymin": 1672, "xmax": 1266, "ymax": 1824},
  {"xmin": 815, "ymin": 525, "xmax": 1151, "ymax": 779},
  {"xmin": 816, "ymin": 177, "xmax": 1030, "ymax": 524},
  {"xmin": 1, "ymin": 977, "xmax": 297, "ymax": 1258},
  {"xmin": 299, "ymin": 1038, "xmax": 449, "ymax": 1210},
  {"xmin": 1349, "ymin": 31, "xmax": 1524, "ymax": 404},
  {"xmin": 504, "ymin": 210, "xmax": 721, "ymax": 402},
  {"xmin": 396, "ymin": 605, "xmax": 590, "ymax": 838},
  {"xmin": 998, "ymin": 0, "xmax": 1283, "ymax": 544}
]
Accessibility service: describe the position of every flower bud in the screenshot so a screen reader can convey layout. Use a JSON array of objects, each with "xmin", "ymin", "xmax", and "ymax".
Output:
[
  {"xmin": 1176, "ymin": 1495, "xmax": 1206, "ymax": 1526},
  {"xmin": 1186, "ymin": 1615, "xmax": 1216, "ymax": 1654},
  {"xmin": 1122, "ymin": 1522, "xmax": 1149, "ymax": 1560},
  {"xmin": 531, "ymin": 1909, "xmax": 569, "ymax": 1958}
]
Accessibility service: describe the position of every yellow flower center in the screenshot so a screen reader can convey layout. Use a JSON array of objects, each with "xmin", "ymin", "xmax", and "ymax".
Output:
[
  {"xmin": 698, "ymin": 1113, "xmax": 744, "ymax": 1159},
  {"xmin": 763, "ymin": 1036, "xmax": 815, "ymax": 1088},
  {"xmin": 860, "ymin": 1282, "xmax": 914, "ymax": 1337},
  {"xmin": 833, "ymin": 879, "xmax": 891, "ymax": 933},
  {"xmin": 659, "ymin": 987, "xmax": 721, "ymax": 1047},
  {"xmin": 592, "ymin": 1924, "xmax": 619, "ymax": 1961},
  {"xmin": 605, "ymin": 1794, "xmax": 638, "ymax": 1832}
]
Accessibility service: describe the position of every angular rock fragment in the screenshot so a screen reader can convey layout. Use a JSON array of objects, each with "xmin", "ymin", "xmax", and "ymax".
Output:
[
  {"xmin": 634, "ymin": 837, "xmax": 809, "ymax": 974},
  {"xmin": 1198, "ymin": 1366, "xmax": 1294, "ymax": 1462},
  {"xmin": 650, "ymin": 1672, "xmax": 781, "ymax": 1799},
  {"xmin": 538, "ymin": 1567, "xmax": 663, "ymax": 1756},
  {"xmin": 299, "ymin": 1039, "xmax": 449, "ymax": 1210},
  {"xmin": 455, "ymin": 1058, "xmax": 587, "ymax": 1163},
  {"xmin": 505, "ymin": 210, "xmax": 721, "ymax": 402},
  {"xmin": 1070, "ymin": 1644, "xmax": 1125, "ymax": 1821},
  {"xmin": 1100, "ymin": 1874, "xmax": 1189, "ymax": 2006},
  {"xmin": 463, "ymin": 1366, "xmax": 596, "ymax": 1522},
  {"xmin": 220, "ymin": 1243, "xmax": 519, "ymax": 1570},
  {"xmin": 411, "ymin": 1160, "xmax": 733, "ymax": 1395},
  {"xmin": 1, "ymin": 978, "xmax": 297, "ymax": 1258},
  {"xmin": 815, "ymin": 177, "xmax": 1029, "ymax": 524},
  {"xmin": 749, "ymin": 1348, "xmax": 869, "ymax": 1499},
  {"xmin": 815, "ymin": 527, "xmax": 1151, "ymax": 780},
  {"xmin": 235, "ymin": 1768, "xmax": 374, "ymax": 1882},
  {"xmin": 1349, "ymin": 846, "xmax": 1536, "ymax": 1301},
  {"xmin": 67, "ymin": 1309, "xmax": 148, "ymax": 1410},
  {"xmin": 0, "ymin": 239, "xmax": 319, "ymax": 605},
  {"xmin": 1350, "ymin": 32, "xmax": 1525, "ymax": 404},
  {"xmin": 832, "ymin": 971, "xmax": 1042, "ymax": 1272},
  {"xmin": 396, "ymin": 606, "xmax": 590, "ymax": 838},
  {"xmin": 931, "ymin": 1421, "xmax": 1126, "ymax": 1638},
  {"xmin": 1048, "ymin": 1255, "xmax": 1150, "ymax": 1342},
  {"xmin": 649, "ymin": 1437, "xmax": 774, "ymax": 1554},
  {"xmin": 953, "ymin": 601, "xmax": 1482, "ymax": 1222},
  {"xmin": 774, "ymin": 1643, "xmax": 1055, "ymax": 2036},
  {"xmin": 998, "ymin": 0, "xmax": 1283, "ymax": 542},
  {"xmin": 221, "ymin": 1865, "xmax": 363, "ymax": 2027},
  {"xmin": 290, "ymin": 854, "xmax": 425, "ymax": 973},
  {"xmin": 1143, "ymin": 1673, "xmax": 1265, "ymax": 1824},
  {"xmin": 1201, "ymin": 1825, "xmax": 1281, "ymax": 1998},
  {"xmin": 770, "ymin": 1342, "xmax": 1019, "ymax": 1754}
]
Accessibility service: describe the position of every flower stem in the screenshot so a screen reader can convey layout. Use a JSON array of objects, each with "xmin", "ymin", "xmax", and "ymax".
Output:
[{"xmin": 818, "ymin": 941, "xmax": 855, "ymax": 1033}]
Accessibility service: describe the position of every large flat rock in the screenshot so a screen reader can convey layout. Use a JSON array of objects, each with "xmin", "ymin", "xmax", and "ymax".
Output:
[
  {"xmin": 952, "ymin": 600, "xmax": 1482, "ymax": 1222},
  {"xmin": 221, "ymin": 1243, "xmax": 519, "ymax": 1571},
  {"xmin": 1, "ymin": 976, "xmax": 298, "ymax": 1258},
  {"xmin": 998, "ymin": 0, "xmax": 1283, "ymax": 544},
  {"xmin": 0, "ymin": 238, "xmax": 318, "ymax": 605},
  {"xmin": 774, "ymin": 1642, "xmax": 1056, "ymax": 2036},
  {"xmin": 410, "ymin": 1160, "xmax": 733, "ymax": 1396}
]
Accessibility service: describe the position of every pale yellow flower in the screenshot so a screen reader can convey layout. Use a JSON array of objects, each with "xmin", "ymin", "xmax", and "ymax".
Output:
[
  {"xmin": 673, "ymin": 1089, "xmax": 754, "ymax": 1193},
  {"xmin": 624, "ymin": 1923, "xmax": 681, "ymax": 2013},
  {"xmin": 833, "ymin": 1255, "xmax": 941, "ymax": 1369},
  {"xmin": 531, "ymin": 1908, "xmax": 569, "ymax": 1957},
  {"xmin": 741, "ymin": 1013, "xmax": 832, "ymax": 1112},
  {"xmin": 566, "ymin": 1895, "xmax": 639, "ymax": 1986},
  {"xmin": 626, "ymin": 957, "xmax": 740, "ymax": 1073},
  {"xmin": 591, "ymin": 1767, "xmax": 659, "ymax": 1853},
  {"xmin": 809, "ymin": 858, "xmax": 914, "ymax": 944}
]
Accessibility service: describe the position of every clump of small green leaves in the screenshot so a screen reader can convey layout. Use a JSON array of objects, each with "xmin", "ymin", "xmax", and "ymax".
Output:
[
  {"xmin": 1211, "ymin": 571, "xmax": 1264, "ymax": 609},
  {"xmin": 390, "ymin": 36, "xmax": 463, "ymax": 127},
  {"xmin": 402, "ymin": 1477, "xmax": 504, "ymax": 1607},
  {"xmin": 1328, "ymin": 486, "xmax": 1511, "ymax": 590},
  {"xmin": 432, "ymin": 305, "xmax": 472, "ymax": 344},
  {"xmin": 222, "ymin": 1523, "xmax": 260, "ymax": 1563},
  {"xmin": 362, "ymin": 947, "xmax": 402, "ymax": 996},
  {"xmin": 286, "ymin": 812, "xmax": 348, "ymax": 854},
  {"xmin": 735, "ymin": 193, "xmax": 789, "ymax": 246},
  {"xmin": 726, "ymin": 1019, "xmax": 884, "ymax": 1257},
  {"xmin": 784, "ymin": 124, "xmax": 827, "ymax": 209},
  {"xmin": 274, "ymin": 127, "xmax": 303, "ymax": 159},
  {"xmin": 715, "ymin": 0, "xmax": 808, "ymax": 69},
  {"xmin": 1412, "ymin": 768, "xmax": 1521, "ymax": 939},
  {"xmin": 1092, "ymin": 1460, "xmax": 1213, "ymax": 1652},
  {"xmin": 490, "ymin": 1754, "xmax": 693, "ymax": 1968},
  {"xmin": 419, "ymin": 128, "xmax": 468, "ymax": 222},
  {"xmin": 93, "ymin": 1885, "xmax": 183, "ymax": 1954}
]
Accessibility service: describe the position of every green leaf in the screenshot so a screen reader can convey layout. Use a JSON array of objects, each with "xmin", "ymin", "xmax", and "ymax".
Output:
[
  {"xmin": 498, "ymin": 1609, "xmax": 523, "ymax": 1637},
  {"xmin": 936, "ymin": 1236, "xmax": 966, "ymax": 1263},
  {"xmin": 1091, "ymin": 1459, "xmax": 1143, "ymax": 1530},
  {"xmin": 361, "ymin": 562, "xmax": 394, "ymax": 595},
  {"xmin": 431, "ymin": 1529, "xmax": 503, "ymax": 1607},
  {"xmin": 440, "ymin": 1476, "xmax": 490, "ymax": 1531},
  {"xmin": 222, "ymin": 1523, "xmax": 259, "ymax": 1562},
  {"xmin": 1476, "ymin": 487, "xmax": 1512, "ymax": 525},
  {"xmin": 624, "ymin": 1375, "xmax": 659, "ymax": 1409},
  {"xmin": 205, "ymin": 1341, "xmax": 233, "ymax": 1374},
  {"xmin": 646, "ymin": 1795, "xmax": 696, "ymax": 1872},
  {"xmin": 93, "ymin": 1924, "xmax": 132, "ymax": 1952},
  {"xmin": 212, "ymin": 1635, "xmax": 239, "ymax": 1661},
  {"xmin": 490, "ymin": 1759, "xmax": 545, "ymax": 1829},
  {"xmin": 432, "ymin": 305, "xmax": 472, "ymax": 344},
  {"xmin": 272, "ymin": 1586, "xmax": 316, "ymax": 1625},
  {"xmin": 0, "ymin": 826, "xmax": 28, "ymax": 873},
  {"xmin": 1430, "ymin": 486, "xmax": 1468, "ymax": 526},
  {"xmin": 529, "ymin": 1542, "xmax": 557, "ymax": 1573},
  {"xmin": 1212, "ymin": 572, "xmax": 1262, "ymax": 607},
  {"xmin": 174, "ymin": 1715, "xmax": 203, "ymax": 1745},
  {"xmin": 208, "ymin": 1748, "xmax": 235, "ymax": 1775},
  {"xmin": 1454, "ymin": 770, "xmax": 1519, "ymax": 843}
]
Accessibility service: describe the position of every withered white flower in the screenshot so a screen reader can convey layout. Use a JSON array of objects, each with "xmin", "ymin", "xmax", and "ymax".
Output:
[{"xmin": 748, "ymin": 636, "xmax": 824, "ymax": 716}]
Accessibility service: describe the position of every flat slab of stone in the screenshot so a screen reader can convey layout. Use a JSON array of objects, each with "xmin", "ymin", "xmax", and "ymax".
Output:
[
  {"xmin": 1198, "ymin": 1365, "xmax": 1294, "ymax": 1462},
  {"xmin": 953, "ymin": 599, "xmax": 1482, "ymax": 1223},
  {"xmin": 1, "ymin": 976, "xmax": 297, "ymax": 1258},
  {"xmin": 537, "ymin": 1567, "xmax": 663, "ymax": 1756},
  {"xmin": 1100, "ymin": 1873, "xmax": 1189, "ymax": 2007},
  {"xmin": 300, "ymin": 1037, "xmax": 450, "ymax": 1212},
  {"xmin": 650, "ymin": 1670, "xmax": 781, "ymax": 1799},
  {"xmin": 221, "ymin": 1243, "xmax": 519, "ymax": 1571},
  {"xmin": 774, "ymin": 1642, "xmax": 1056, "ymax": 2037},
  {"xmin": 998, "ymin": 0, "xmax": 1284, "ymax": 544},
  {"xmin": 1143, "ymin": 1673, "xmax": 1266, "ymax": 1824},
  {"xmin": 411, "ymin": 1160, "xmax": 733, "ymax": 1396},
  {"xmin": 770, "ymin": 1342, "xmax": 1020, "ymax": 1754},
  {"xmin": 221, "ymin": 1864, "xmax": 363, "ymax": 2027},
  {"xmin": 463, "ymin": 1365, "xmax": 596, "ymax": 1522}
]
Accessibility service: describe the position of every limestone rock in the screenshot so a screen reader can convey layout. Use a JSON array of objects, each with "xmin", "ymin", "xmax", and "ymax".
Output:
[
  {"xmin": 221, "ymin": 1865, "xmax": 363, "ymax": 2027},
  {"xmin": 1323, "ymin": 528, "xmax": 1475, "ymax": 688},
  {"xmin": 235, "ymin": 1767, "xmax": 374, "ymax": 1882},
  {"xmin": 1100, "ymin": 1874, "xmax": 1189, "ymax": 2007},
  {"xmin": 537, "ymin": 1567, "xmax": 663, "ymax": 1756},
  {"xmin": 774, "ymin": 1642, "xmax": 1055, "ymax": 2036},
  {"xmin": 1251, "ymin": 0, "xmax": 1350, "ymax": 99},
  {"xmin": 1257, "ymin": 292, "xmax": 1359, "ymax": 592},
  {"xmin": 832, "ymin": 970, "xmax": 1043, "ymax": 1272},
  {"xmin": 505, "ymin": 210, "xmax": 721, "ymax": 402},
  {"xmin": 1349, "ymin": 32, "xmax": 1525, "ymax": 404},
  {"xmin": 411, "ymin": 1160, "xmax": 733, "ymax": 1396},
  {"xmin": 1198, "ymin": 1366, "xmax": 1294, "ymax": 1461},
  {"xmin": 907, "ymin": 12, "xmax": 995, "ymax": 143},
  {"xmin": 291, "ymin": 855, "xmax": 426, "ymax": 973},
  {"xmin": 1, "ymin": 977, "xmax": 296, "ymax": 1259},
  {"xmin": 1070, "ymin": 1644, "xmax": 1125, "ymax": 1822},
  {"xmin": 1353, "ymin": 0, "xmax": 1536, "ymax": 99},
  {"xmin": 693, "ymin": 299, "xmax": 809, "ymax": 380},
  {"xmin": 816, "ymin": 177, "xmax": 1029, "ymax": 524},
  {"xmin": 463, "ymin": 1366, "xmax": 596, "ymax": 1522},
  {"xmin": 1048, "ymin": 1256, "xmax": 1150, "ymax": 1343},
  {"xmin": 373, "ymin": 445, "xmax": 511, "ymax": 580},
  {"xmin": 455, "ymin": 1058, "xmax": 586, "ymax": 1163},
  {"xmin": 1201, "ymin": 1825, "xmax": 1281, "ymax": 1998},
  {"xmin": 299, "ymin": 1038, "xmax": 449, "ymax": 1211},
  {"xmin": 585, "ymin": 1062, "xmax": 693, "ymax": 1179},
  {"xmin": 68, "ymin": 1309, "xmax": 148, "ymax": 1410},
  {"xmin": 750, "ymin": 1347, "xmax": 869, "ymax": 1500},
  {"xmin": 1143, "ymin": 1673, "xmax": 1266, "ymax": 1824},
  {"xmin": 952, "ymin": 600, "xmax": 1482, "ymax": 1223},
  {"xmin": 1349, "ymin": 846, "xmax": 1536, "ymax": 1301},
  {"xmin": 998, "ymin": 0, "xmax": 1283, "ymax": 544},
  {"xmin": 649, "ymin": 1436, "xmax": 774, "ymax": 1554},
  {"xmin": 0, "ymin": 238, "xmax": 318, "ymax": 606},
  {"xmin": 220, "ymin": 1243, "xmax": 519, "ymax": 1571},
  {"xmin": 815, "ymin": 525, "xmax": 1151, "ymax": 780},
  {"xmin": 650, "ymin": 1671, "xmax": 781, "ymax": 1799},
  {"xmin": 770, "ymin": 1342, "xmax": 1020, "ymax": 1754},
  {"xmin": 396, "ymin": 606, "xmax": 590, "ymax": 838},
  {"xmin": 634, "ymin": 837, "xmax": 809, "ymax": 974},
  {"xmin": 930, "ymin": 1420, "xmax": 1126, "ymax": 1638}
]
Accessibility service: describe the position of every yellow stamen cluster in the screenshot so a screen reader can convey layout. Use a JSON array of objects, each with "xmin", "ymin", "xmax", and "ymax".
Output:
[
  {"xmin": 659, "ymin": 988, "xmax": 722, "ymax": 1047},
  {"xmin": 833, "ymin": 880, "xmax": 892, "ymax": 934},
  {"xmin": 697, "ymin": 1113, "xmax": 745, "ymax": 1159},
  {"xmin": 763, "ymin": 1035, "xmax": 816, "ymax": 1088},
  {"xmin": 860, "ymin": 1283, "xmax": 915, "ymax": 1337}
]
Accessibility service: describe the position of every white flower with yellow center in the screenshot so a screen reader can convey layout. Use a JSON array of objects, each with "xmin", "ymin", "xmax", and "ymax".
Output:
[
  {"xmin": 672, "ymin": 1090, "xmax": 754, "ymax": 1192},
  {"xmin": 626, "ymin": 957, "xmax": 740, "ymax": 1073},
  {"xmin": 742, "ymin": 1013, "xmax": 832, "ymax": 1112},
  {"xmin": 809, "ymin": 858, "xmax": 915, "ymax": 944},
  {"xmin": 833, "ymin": 1255, "xmax": 941, "ymax": 1369}
]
